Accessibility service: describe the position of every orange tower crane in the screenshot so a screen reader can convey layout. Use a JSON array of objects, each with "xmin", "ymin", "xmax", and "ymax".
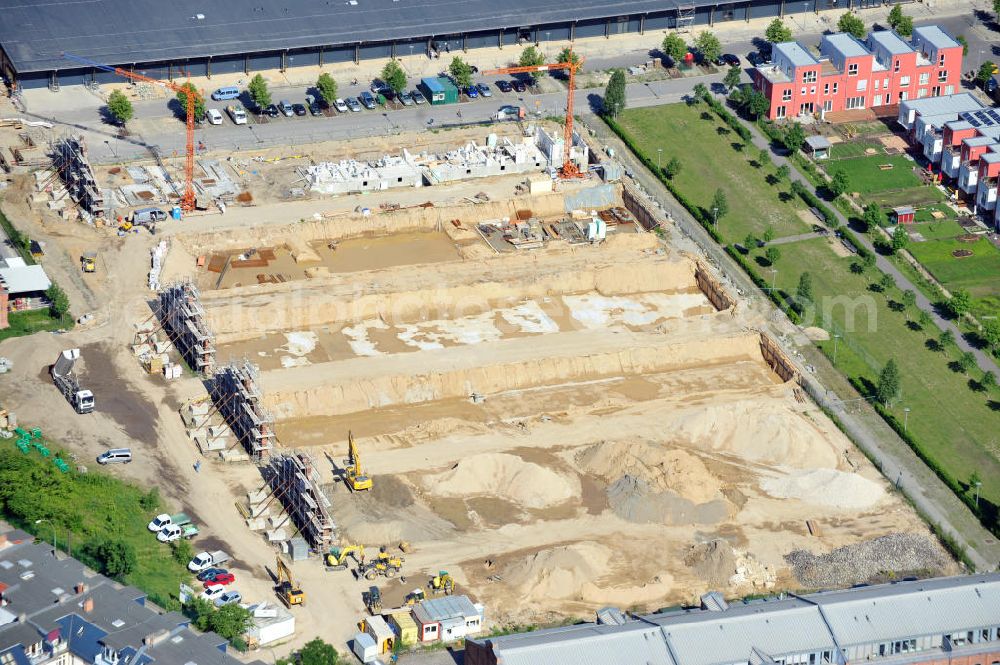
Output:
[
  {"xmin": 483, "ymin": 53, "xmax": 585, "ymax": 178},
  {"xmin": 63, "ymin": 52, "xmax": 201, "ymax": 212}
]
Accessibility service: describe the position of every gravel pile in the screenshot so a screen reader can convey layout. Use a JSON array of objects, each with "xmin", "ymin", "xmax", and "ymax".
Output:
[{"xmin": 785, "ymin": 533, "xmax": 949, "ymax": 588}]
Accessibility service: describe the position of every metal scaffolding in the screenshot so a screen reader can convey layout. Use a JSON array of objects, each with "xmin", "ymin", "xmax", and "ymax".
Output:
[
  {"xmin": 55, "ymin": 135, "xmax": 105, "ymax": 218},
  {"xmin": 210, "ymin": 360, "xmax": 276, "ymax": 462},
  {"xmin": 266, "ymin": 452, "xmax": 335, "ymax": 551},
  {"xmin": 676, "ymin": 3, "xmax": 695, "ymax": 29},
  {"xmin": 157, "ymin": 282, "xmax": 216, "ymax": 375}
]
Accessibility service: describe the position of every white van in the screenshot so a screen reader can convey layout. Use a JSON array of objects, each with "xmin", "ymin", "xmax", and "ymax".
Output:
[
  {"xmin": 205, "ymin": 108, "xmax": 223, "ymax": 125},
  {"xmin": 211, "ymin": 86, "xmax": 240, "ymax": 101},
  {"xmin": 97, "ymin": 448, "xmax": 132, "ymax": 464}
]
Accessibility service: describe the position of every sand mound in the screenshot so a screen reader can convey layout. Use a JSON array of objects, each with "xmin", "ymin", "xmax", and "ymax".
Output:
[
  {"xmin": 760, "ymin": 468, "xmax": 885, "ymax": 509},
  {"xmin": 425, "ymin": 453, "xmax": 579, "ymax": 509},
  {"xmin": 684, "ymin": 539, "xmax": 737, "ymax": 586},
  {"xmin": 607, "ymin": 475, "xmax": 729, "ymax": 525},
  {"xmin": 667, "ymin": 400, "xmax": 840, "ymax": 468},
  {"xmin": 501, "ymin": 542, "xmax": 611, "ymax": 602},
  {"xmin": 576, "ymin": 440, "xmax": 721, "ymax": 503}
]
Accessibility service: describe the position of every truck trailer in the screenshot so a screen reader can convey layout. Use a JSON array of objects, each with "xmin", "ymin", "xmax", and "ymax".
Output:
[{"xmin": 51, "ymin": 349, "xmax": 94, "ymax": 414}]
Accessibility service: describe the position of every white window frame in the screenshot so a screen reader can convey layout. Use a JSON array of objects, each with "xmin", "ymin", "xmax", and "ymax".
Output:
[
  {"xmin": 782, "ymin": 89, "xmax": 792, "ymax": 101},
  {"xmin": 803, "ymin": 70, "xmax": 817, "ymax": 83},
  {"xmin": 919, "ymin": 72, "xmax": 929, "ymax": 85},
  {"xmin": 848, "ymin": 63, "xmax": 859, "ymax": 76},
  {"xmin": 899, "ymin": 75, "xmax": 910, "ymax": 87}
]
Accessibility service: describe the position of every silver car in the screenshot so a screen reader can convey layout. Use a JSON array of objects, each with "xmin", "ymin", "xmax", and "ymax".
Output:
[
  {"xmin": 399, "ymin": 91, "xmax": 414, "ymax": 106},
  {"xmin": 278, "ymin": 100, "xmax": 293, "ymax": 116},
  {"xmin": 411, "ymin": 89, "xmax": 426, "ymax": 104},
  {"xmin": 334, "ymin": 98, "xmax": 349, "ymax": 113},
  {"xmin": 345, "ymin": 97, "xmax": 362, "ymax": 112}
]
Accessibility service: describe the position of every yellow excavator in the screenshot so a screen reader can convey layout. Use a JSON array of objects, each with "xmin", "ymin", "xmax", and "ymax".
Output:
[
  {"xmin": 344, "ymin": 431, "xmax": 372, "ymax": 491},
  {"xmin": 81, "ymin": 252, "xmax": 97, "ymax": 273},
  {"xmin": 429, "ymin": 570, "xmax": 455, "ymax": 595},
  {"xmin": 275, "ymin": 554, "xmax": 305, "ymax": 607},
  {"xmin": 326, "ymin": 544, "xmax": 365, "ymax": 571}
]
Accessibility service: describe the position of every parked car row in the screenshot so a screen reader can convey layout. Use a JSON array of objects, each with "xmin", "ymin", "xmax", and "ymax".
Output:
[{"xmin": 147, "ymin": 512, "xmax": 199, "ymax": 543}]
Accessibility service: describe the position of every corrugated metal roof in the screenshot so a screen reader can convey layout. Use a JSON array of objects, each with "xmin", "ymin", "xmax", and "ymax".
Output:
[
  {"xmin": 867, "ymin": 31, "xmax": 913, "ymax": 56},
  {"xmin": 0, "ymin": 265, "xmax": 51, "ymax": 295},
  {"xmin": 491, "ymin": 622, "xmax": 676, "ymax": 665},
  {"xmin": 773, "ymin": 42, "xmax": 818, "ymax": 68},
  {"xmin": 814, "ymin": 576, "xmax": 1000, "ymax": 646},
  {"xmin": 413, "ymin": 595, "xmax": 478, "ymax": 623},
  {"xmin": 911, "ymin": 26, "xmax": 959, "ymax": 51}
]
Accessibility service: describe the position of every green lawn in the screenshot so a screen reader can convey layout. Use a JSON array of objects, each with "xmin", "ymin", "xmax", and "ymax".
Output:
[
  {"xmin": 912, "ymin": 204, "xmax": 958, "ymax": 224},
  {"xmin": 747, "ymin": 237, "xmax": 1000, "ymax": 508},
  {"xmin": 0, "ymin": 441, "xmax": 191, "ymax": 608},
  {"xmin": 828, "ymin": 141, "xmax": 883, "ymax": 160},
  {"xmin": 908, "ymin": 235, "xmax": 1000, "ymax": 308},
  {"xmin": 616, "ymin": 105, "xmax": 812, "ymax": 242},
  {"xmin": 0, "ymin": 309, "xmax": 72, "ymax": 342},
  {"xmin": 830, "ymin": 154, "xmax": 923, "ymax": 194}
]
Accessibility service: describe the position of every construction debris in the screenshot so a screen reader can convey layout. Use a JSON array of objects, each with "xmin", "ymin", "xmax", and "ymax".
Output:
[{"xmin": 785, "ymin": 533, "xmax": 951, "ymax": 588}]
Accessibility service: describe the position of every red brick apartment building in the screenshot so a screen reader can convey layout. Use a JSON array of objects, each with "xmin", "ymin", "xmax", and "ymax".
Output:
[{"xmin": 752, "ymin": 25, "xmax": 963, "ymax": 121}]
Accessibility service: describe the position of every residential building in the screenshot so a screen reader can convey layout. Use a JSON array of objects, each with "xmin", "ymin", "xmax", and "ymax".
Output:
[
  {"xmin": 0, "ymin": 531, "xmax": 265, "ymax": 665},
  {"xmin": 752, "ymin": 25, "xmax": 962, "ymax": 121},
  {"xmin": 465, "ymin": 574, "xmax": 1000, "ymax": 665}
]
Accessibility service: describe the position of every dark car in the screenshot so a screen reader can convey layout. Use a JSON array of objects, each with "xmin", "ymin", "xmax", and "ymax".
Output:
[
  {"xmin": 511, "ymin": 79, "xmax": 526, "ymax": 93},
  {"xmin": 292, "ymin": 103, "xmax": 307, "ymax": 116},
  {"xmin": 496, "ymin": 80, "xmax": 512, "ymax": 93},
  {"xmin": 720, "ymin": 53, "xmax": 740, "ymax": 67},
  {"xmin": 309, "ymin": 101, "xmax": 323, "ymax": 116},
  {"xmin": 359, "ymin": 91, "xmax": 377, "ymax": 109},
  {"xmin": 263, "ymin": 104, "xmax": 280, "ymax": 118},
  {"xmin": 196, "ymin": 568, "xmax": 228, "ymax": 582}
]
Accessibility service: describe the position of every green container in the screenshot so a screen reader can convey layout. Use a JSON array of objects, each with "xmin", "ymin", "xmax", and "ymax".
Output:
[{"xmin": 419, "ymin": 77, "xmax": 459, "ymax": 105}]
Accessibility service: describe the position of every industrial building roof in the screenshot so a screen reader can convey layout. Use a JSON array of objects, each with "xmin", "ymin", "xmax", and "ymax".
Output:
[
  {"xmin": 821, "ymin": 33, "xmax": 869, "ymax": 60},
  {"xmin": 2, "ymin": 0, "xmax": 692, "ymax": 74},
  {"xmin": 773, "ymin": 41, "xmax": 819, "ymax": 67},
  {"xmin": 483, "ymin": 621, "xmax": 676, "ymax": 665},
  {"xmin": 911, "ymin": 25, "xmax": 959, "ymax": 50},
  {"xmin": 867, "ymin": 30, "xmax": 913, "ymax": 56},
  {"xmin": 0, "ymin": 264, "xmax": 51, "ymax": 295}
]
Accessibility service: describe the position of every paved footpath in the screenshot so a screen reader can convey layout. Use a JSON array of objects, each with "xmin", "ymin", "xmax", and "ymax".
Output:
[{"xmin": 583, "ymin": 108, "xmax": 1000, "ymax": 572}]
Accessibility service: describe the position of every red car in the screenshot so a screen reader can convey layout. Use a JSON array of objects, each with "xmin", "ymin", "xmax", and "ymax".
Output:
[{"xmin": 203, "ymin": 573, "xmax": 235, "ymax": 587}]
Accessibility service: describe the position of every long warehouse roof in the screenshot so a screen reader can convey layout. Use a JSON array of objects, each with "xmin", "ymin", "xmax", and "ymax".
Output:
[{"xmin": 0, "ymin": 0, "xmax": 690, "ymax": 74}]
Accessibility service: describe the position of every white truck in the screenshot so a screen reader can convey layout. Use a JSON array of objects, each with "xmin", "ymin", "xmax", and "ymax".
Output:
[
  {"xmin": 157, "ymin": 523, "xmax": 200, "ymax": 543},
  {"xmin": 188, "ymin": 550, "xmax": 231, "ymax": 572},
  {"xmin": 226, "ymin": 104, "xmax": 247, "ymax": 125},
  {"xmin": 147, "ymin": 513, "xmax": 191, "ymax": 532},
  {"xmin": 51, "ymin": 349, "xmax": 94, "ymax": 414}
]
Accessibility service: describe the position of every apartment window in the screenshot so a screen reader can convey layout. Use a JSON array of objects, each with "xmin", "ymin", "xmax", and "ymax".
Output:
[
  {"xmin": 938, "ymin": 69, "xmax": 949, "ymax": 82},
  {"xmin": 900, "ymin": 91, "xmax": 908, "ymax": 101},
  {"xmin": 782, "ymin": 89, "xmax": 792, "ymax": 101},
  {"xmin": 846, "ymin": 95, "xmax": 865, "ymax": 109},
  {"xmin": 918, "ymin": 88, "xmax": 927, "ymax": 98},
  {"xmin": 885, "ymin": 93, "xmax": 891, "ymax": 105},
  {"xmin": 894, "ymin": 59, "xmax": 900, "ymax": 72},
  {"xmin": 810, "ymin": 86, "xmax": 816, "ymax": 94},
  {"xmin": 824, "ymin": 82, "xmax": 830, "ymax": 94},
  {"xmin": 833, "ymin": 82, "xmax": 839, "ymax": 94},
  {"xmin": 824, "ymin": 100, "xmax": 833, "ymax": 111},
  {"xmin": 899, "ymin": 75, "xmax": 911, "ymax": 87},
  {"xmin": 946, "ymin": 85, "xmax": 955, "ymax": 94},
  {"xmin": 776, "ymin": 105, "xmax": 787, "ymax": 118},
  {"xmin": 874, "ymin": 79, "xmax": 880, "ymax": 90},
  {"xmin": 939, "ymin": 53, "xmax": 946, "ymax": 66},
  {"xmin": 803, "ymin": 70, "xmax": 817, "ymax": 83},
  {"xmin": 848, "ymin": 63, "xmax": 859, "ymax": 76},
  {"xmin": 857, "ymin": 79, "xmax": 867, "ymax": 91},
  {"xmin": 919, "ymin": 72, "xmax": 929, "ymax": 85},
  {"xmin": 801, "ymin": 87, "xmax": 807, "ymax": 95}
]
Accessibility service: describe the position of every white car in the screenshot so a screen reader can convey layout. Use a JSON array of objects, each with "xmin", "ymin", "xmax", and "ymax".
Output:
[
  {"xmin": 157, "ymin": 525, "xmax": 182, "ymax": 543},
  {"xmin": 147, "ymin": 514, "xmax": 172, "ymax": 532},
  {"xmin": 202, "ymin": 584, "xmax": 226, "ymax": 602},
  {"xmin": 334, "ymin": 98, "xmax": 349, "ymax": 113},
  {"xmin": 205, "ymin": 108, "xmax": 224, "ymax": 125}
]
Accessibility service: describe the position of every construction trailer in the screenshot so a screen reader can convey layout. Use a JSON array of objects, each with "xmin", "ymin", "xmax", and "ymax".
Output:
[
  {"xmin": 418, "ymin": 77, "xmax": 458, "ymax": 105},
  {"xmin": 55, "ymin": 135, "xmax": 105, "ymax": 219},
  {"xmin": 267, "ymin": 452, "xmax": 335, "ymax": 551},
  {"xmin": 156, "ymin": 282, "xmax": 216, "ymax": 375},
  {"xmin": 211, "ymin": 360, "xmax": 275, "ymax": 461},
  {"xmin": 411, "ymin": 595, "xmax": 483, "ymax": 643}
]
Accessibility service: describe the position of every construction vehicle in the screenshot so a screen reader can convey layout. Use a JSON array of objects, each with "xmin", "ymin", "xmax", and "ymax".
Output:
[
  {"xmin": 484, "ymin": 52, "xmax": 585, "ymax": 178},
  {"xmin": 359, "ymin": 551, "xmax": 403, "ymax": 580},
  {"xmin": 275, "ymin": 554, "xmax": 305, "ymax": 607},
  {"xmin": 429, "ymin": 570, "xmax": 455, "ymax": 595},
  {"xmin": 63, "ymin": 53, "xmax": 201, "ymax": 212},
  {"xmin": 51, "ymin": 349, "xmax": 95, "ymax": 414},
  {"xmin": 325, "ymin": 544, "xmax": 365, "ymax": 571},
  {"xmin": 363, "ymin": 586, "xmax": 382, "ymax": 614},
  {"xmin": 81, "ymin": 252, "xmax": 96, "ymax": 273},
  {"xmin": 344, "ymin": 431, "xmax": 372, "ymax": 491},
  {"xmin": 404, "ymin": 588, "xmax": 426, "ymax": 605}
]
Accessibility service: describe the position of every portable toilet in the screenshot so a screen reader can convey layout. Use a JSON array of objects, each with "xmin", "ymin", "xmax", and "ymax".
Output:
[
  {"xmin": 352, "ymin": 633, "xmax": 377, "ymax": 663},
  {"xmin": 171, "ymin": 206, "xmax": 182, "ymax": 220},
  {"xmin": 387, "ymin": 611, "xmax": 418, "ymax": 646},
  {"xmin": 365, "ymin": 615, "xmax": 395, "ymax": 654}
]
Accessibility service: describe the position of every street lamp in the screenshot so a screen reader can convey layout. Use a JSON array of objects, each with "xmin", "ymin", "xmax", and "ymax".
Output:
[
  {"xmin": 974, "ymin": 481, "xmax": 983, "ymax": 508},
  {"xmin": 712, "ymin": 206, "xmax": 719, "ymax": 229},
  {"xmin": 903, "ymin": 407, "xmax": 911, "ymax": 432},
  {"xmin": 657, "ymin": 148, "xmax": 663, "ymax": 171},
  {"xmin": 832, "ymin": 333, "xmax": 841, "ymax": 366},
  {"xmin": 34, "ymin": 519, "xmax": 56, "ymax": 556},
  {"xmin": 770, "ymin": 268, "xmax": 778, "ymax": 291}
]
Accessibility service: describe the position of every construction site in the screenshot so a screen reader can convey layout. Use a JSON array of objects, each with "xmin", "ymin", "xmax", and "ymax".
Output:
[{"xmin": 0, "ymin": 102, "xmax": 958, "ymax": 651}]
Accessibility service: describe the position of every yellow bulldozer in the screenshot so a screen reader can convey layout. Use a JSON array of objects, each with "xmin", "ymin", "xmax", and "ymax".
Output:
[
  {"xmin": 275, "ymin": 554, "xmax": 305, "ymax": 607},
  {"xmin": 360, "ymin": 548, "xmax": 404, "ymax": 580},
  {"xmin": 344, "ymin": 431, "xmax": 372, "ymax": 491},
  {"xmin": 81, "ymin": 252, "xmax": 97, "ymax": 273},
  {"xmin": 429, "ymin": 570, "xmax": 455, "ymax": 595},
  {"xmin": 326, "ymin": 544, "xmax": 365, "ymax": 571}
]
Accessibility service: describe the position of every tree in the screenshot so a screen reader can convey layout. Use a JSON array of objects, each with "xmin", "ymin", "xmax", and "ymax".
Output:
[
  {"xmin": 746, "ymin": 89, "xmax": 770, "ymax": 119},
  {"xmin": 956, "ymin": 35, "xmax": 969, "ymax": 57},
  {"xmin": 92, "ymin": 539, "xmax": 136, "ymax": 581},
  {"xmin": 184, "ymin": 598, "xmax": 215, "ymax": 632},
  {"xmin": 948, "ymin": 288, "xmax": 972, "ymax": 318},
  {"xmin": 887, "ymin": 4, "xmax": 904, "ymax": 30},
  {"xmin": 46, "ymin": 284, "xmax": 69, "ymax": 319},
  {"xmin": 299, "ymin": 638, "xmax": 339, "ymax": 665},
  {"xmin": 775, "ymin": 164, "xmax": 790, "ymax": 182},
  {"xmin": 829, "ymin": 169, "xmax": 850, "ymax": 197},
  {"xmin": 901, "ymin": 289, "xmax": 916, "ymax": 311},
  {"xmin": 381, "ymin": 60, "xmax": 407, "ymax": 94},
  {"xmin": 724, "ymin": 65, "xmax": 742, "ymax": 91},
  {"xmin": 891, "ymin": 225, "xmax": 909, "ymax": 253},
  {"xmin": 895, "ymin": 15, "xmax": 913, "ymax": 37},
  {"xmin": 744, "ymin": 233, "xmax": 758, "ymax": 251},
  {"xmin": 519, "ymin": 46, "xmax": 546, "ymax": 81},
  {"xmin": 763, "ymin": 226, "xmax": 776, "ymax": 243},
  {"xmin": 940, "ymin": 329, "xmax": 955, "ymax": 348},
  {"xmin": 995, "ymin": 0, "xmax": 1000, "ymax": 19},
  {"xmin": 208, "ymin": 604, "xmax": 252, "ymax": 641},
  {"xmin": 449, "ymin": 56, "xmax": 474, "ymax": 88},
  {"xmin": 918, "ymin": 309, "xmax": 933, "ymax": 328},
  {"xmin": 758, "ymin": 148, "xmax": 770, "ymax": 167},
  {"xmin": 783, "ymin": 122, "xmax": 805, "ymax": 154},
  {"xmin": 982, "ymin": 319, "xmax": 1000, "ymax": 350},
  {"xmin": 976, "ymin": 62, "xmax": 996, "ymax": 89},
  {"xmin": 106, "ymin": 90, "xmax": 133, "ymax": 126},
  {"xmin": 692, "ymin": 82, "xmax": 709, "ymax": 101},
  {"xmin": 247, "ymin": 74, "xmax": 271, "ymax": 108},
  {"xmin": 765, "ymin": 19, "xmax": 793, "ymax": 44},
  {"xmin": 876, "ymin": 358, "xmax": 901, "ymax": 406},
  {"xmin": 664, "ymin": 157, "xmax": 682, "ymax": 179},
  {"xmin": 662, "ymin": 33, "xmax": 688, "ymax": 63},
  {"xmin": 862, "ymin": 202, "xmax": 886, "ymax": 231},
  {"xmin": 316, "ymin": 73, "xmax": 338, "ymax": 105},
  {"xmin": 170, "ymin": 539, "xmax": 193, "ymax": 565},
  {"xmin": 765, "ymin": 246, "xmax": 781, "ymax": 265},
  {"xmin": 983, "ymin": 370, "xmax": 997, "ymax": 390},
  {"xmin": 695, "ymin": 32, "xmax": 722, "ymax": 64},
  {"xmin": 176, "ymin": 82, "xmax": 205, "ymax": 120},
  {"xmin": 837, "ymin": 12, "xmax": 866, "ymax": 39},
  {"xmin": 879, "ymin": 272, "xmax": 895, "ymax": 291},
  {"xmin": 958, "ymin": 351, "xmax": 977, "ymax": 374},
  {"xmin": 603, "ymin": 69, "xmax": 627, "ymax": 118},
  {"xmin": 139, "ymin": 487, "xmax": 160, "ymax": 511},
  {"xmin": 710, "ymin": 188, "xmax": 729, "ymax": 221},
  {"xmin": 556, "ymin": 47, "xmax": 582, "ymax": 70},
  {"xmin": 796, "ymin": 272, "xmax": 814, "ymax": 305},
  {"xmin": 862, "ymin": 251, "xmax": 876, "ymax": 271}
]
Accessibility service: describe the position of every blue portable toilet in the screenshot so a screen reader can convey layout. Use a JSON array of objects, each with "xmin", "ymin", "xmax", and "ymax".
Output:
[{"xmin": 171, "ymin": 206, "xmax": 182, "ymax": 220}]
